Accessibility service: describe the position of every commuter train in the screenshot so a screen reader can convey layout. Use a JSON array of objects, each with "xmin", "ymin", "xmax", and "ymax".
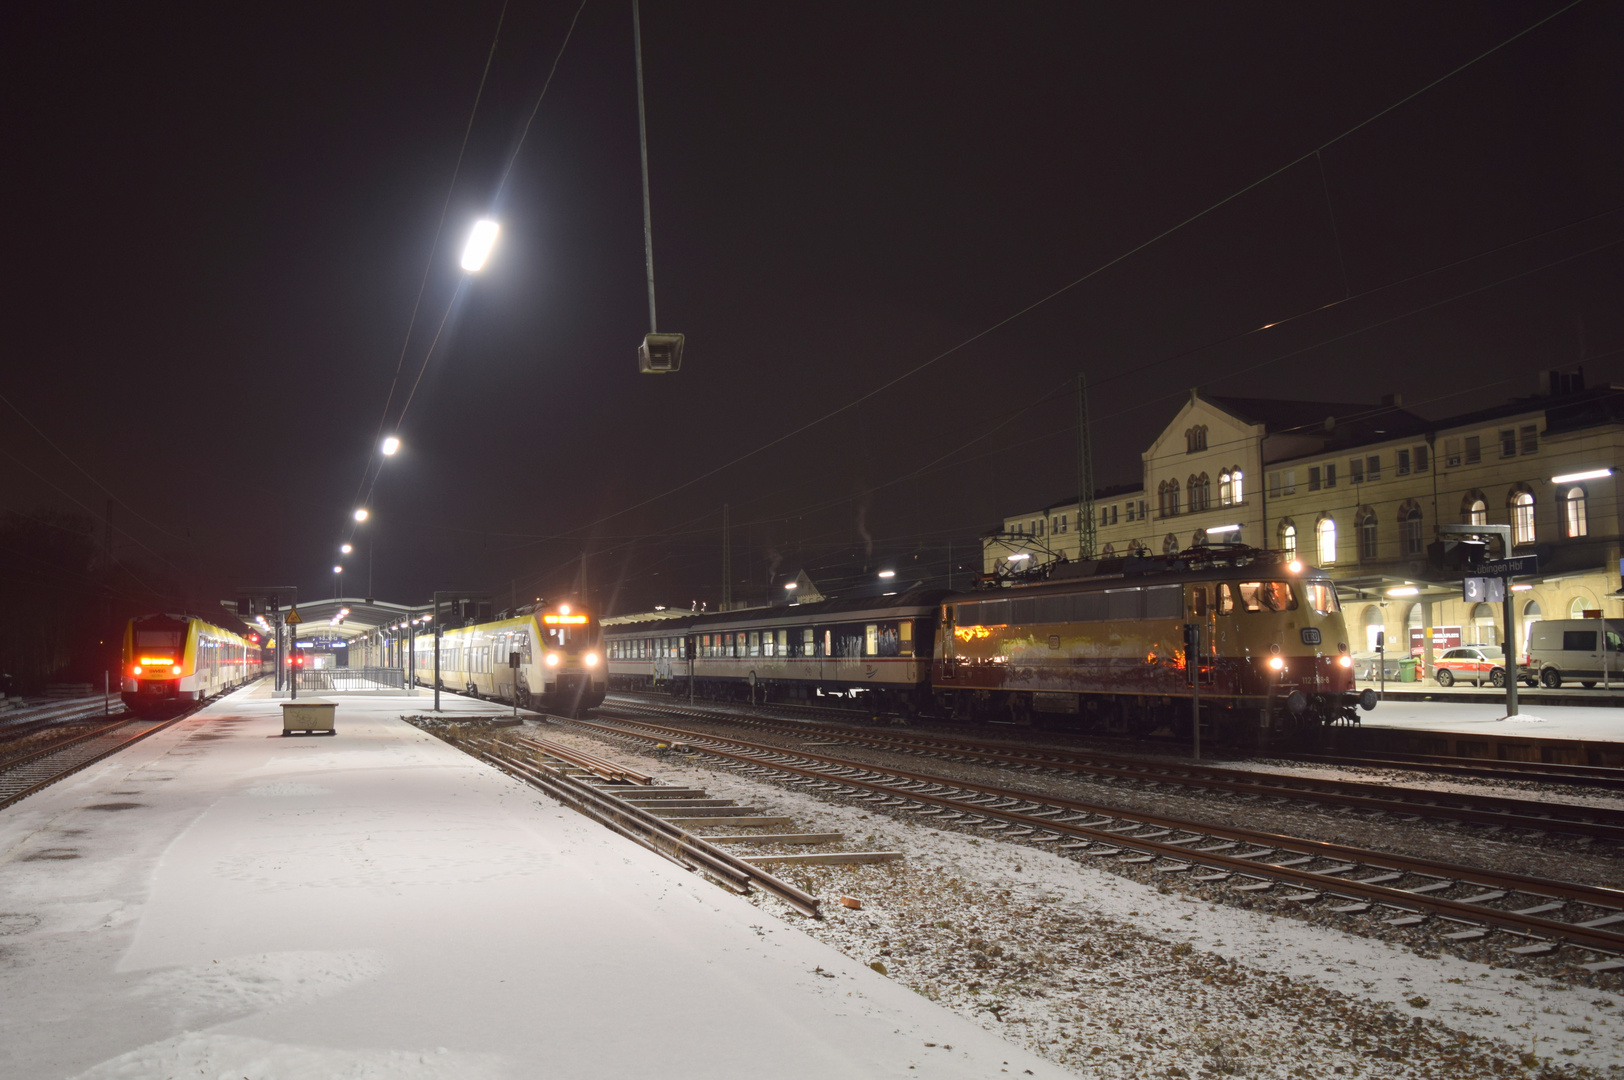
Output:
[
  {"xmin": 602, "ymin": 547, "xmax": 1375, "ymax": 743},
  {"xmin": 413, "ymin": 603, "xmax": 606, "ymax": 715},
  {"xmin": 121, "ymin": 613, "xmax": 267, "ymax": 713}
]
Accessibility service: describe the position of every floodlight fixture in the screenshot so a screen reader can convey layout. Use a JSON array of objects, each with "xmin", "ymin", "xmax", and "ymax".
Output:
[{"xmin": 461, "ymin": 219, "xmax": 499, "ymax": 272}]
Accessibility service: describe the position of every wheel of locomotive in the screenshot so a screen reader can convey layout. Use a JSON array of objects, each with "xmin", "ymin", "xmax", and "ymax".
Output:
[
  {"xmin": 1435, "ymin": 669, "xmax": 1454, "ymax": 688},
  {"xmin": 1488, "ymin": 668, "xmax": 1506, "ymax": 688},
  {"xmin": 1541, "ymin": 668, "xmax": 1562, "ymax": 689}
]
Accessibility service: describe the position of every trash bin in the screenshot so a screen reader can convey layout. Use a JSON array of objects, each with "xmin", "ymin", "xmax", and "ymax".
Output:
[{"xmin": 1397, "ymin": 658, "xmax": 1419, "ymax": 683}]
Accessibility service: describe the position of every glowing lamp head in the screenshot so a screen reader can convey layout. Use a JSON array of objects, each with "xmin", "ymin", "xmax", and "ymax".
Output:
[
  {"xmin": 334, "ymin": 566, "xmax": 343, "ymax": 575},
  {"xmin": 584, "ymin": 652, "xmax": 599, "ymax": 667},
  {"xmin": 878, "ymin": 570, "xmax": 896, "ymax": 579},
  {"xmin": 132, "ymin": 665, "xmax": 142, "ymax": 676},
  {"xmin": 545, "ymin": 653, "xmax": 560, "ymax": 667},
  {"xmin": 559, "ymin": 604, "xmax": 571, "ymax": 615},
  {"xmin": 1287, "ymin": 560, "xmax": 1303, "ymax": 574},
  {"xmin": 381, "ymin": 436, "xmax": 401, "ymax": 456},
  {"xmin": 460, "ymin": 218, "xmax": 500, "ymax": 272},
  {"xmin": 1267, "ymin": 656, "xmax": 1285, "ymax": 671},
  {"xmin": 1338, "ymin": 654, "xmax": 1354, "ymax": 668},
  {"xmin": 353, "ymin": 508, "xmax": 369, "ymax": 523},
  {"xmin": 341, "ymin": 544, "xmax": 352, "ymax": 554},
  {"xmin": 172, "ymin": 664, "xmax": 182, "ymax": 675}
]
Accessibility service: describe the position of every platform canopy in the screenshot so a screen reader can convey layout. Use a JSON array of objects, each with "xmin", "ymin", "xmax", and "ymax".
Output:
[{"xmin": 223, "ymin": 597, "xmax": 428, "ymax": 640}]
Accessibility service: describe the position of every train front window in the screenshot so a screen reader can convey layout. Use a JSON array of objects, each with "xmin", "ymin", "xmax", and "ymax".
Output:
[
  {"xmin": 1238, "ymin": 581, "xmax": 1296, "ymax": 612},
  {"xmin": 1305, "ymin": 582, "xmax": 1340, "ymax": 615}
]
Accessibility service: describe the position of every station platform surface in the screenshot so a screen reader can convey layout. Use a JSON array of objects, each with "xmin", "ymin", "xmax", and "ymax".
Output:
[
  {"xmin": 1331, "ymin": 694, "xmax": 1624, "ymax": 764},
  {"xmin": 0, "ymin": 681, "xmax": 1059, "ymax": 1079}
]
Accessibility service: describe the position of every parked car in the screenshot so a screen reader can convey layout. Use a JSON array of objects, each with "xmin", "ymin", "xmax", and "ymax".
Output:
[
  {"xmin": 1428, "ymin": 645, "xmax": 1533, "ymax": 688},
  {"xmin": 1525, "ymin": 619, "xmax": 1624, "ymax": 688}
]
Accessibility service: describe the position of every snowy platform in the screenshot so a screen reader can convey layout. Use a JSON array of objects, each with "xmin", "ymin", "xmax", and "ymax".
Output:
[
  {"xmin": 0, "ymin": 681, "xmax": 1059, "ymax": 1079},
  {"xmin": 1332, "ymin": 697, "xmax": 1624, "ymax": 764}
]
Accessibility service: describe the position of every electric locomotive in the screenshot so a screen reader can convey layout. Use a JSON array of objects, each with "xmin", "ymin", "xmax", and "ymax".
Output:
[
  {"xmin": 936, "ymin": 546, "xmax": 1375, "ymax": 741},
  {"xmin": 121, "ymin": 613, "xmax": 266, "ymax": 713}
]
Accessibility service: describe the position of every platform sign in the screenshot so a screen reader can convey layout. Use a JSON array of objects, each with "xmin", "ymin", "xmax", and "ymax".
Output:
[
  {"xmin": 1478, "ymin": 555, "xmax": 1539, "ymax": 577},
  {"xmin": 1463, "ymin": 576, "xmax": 1506, "ymax": 603}
]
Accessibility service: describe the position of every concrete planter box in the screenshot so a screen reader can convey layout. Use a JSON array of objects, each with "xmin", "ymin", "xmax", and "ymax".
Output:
[{"xmin": 281, "ymin": 700, "xmax": 337, "ymax": 736}]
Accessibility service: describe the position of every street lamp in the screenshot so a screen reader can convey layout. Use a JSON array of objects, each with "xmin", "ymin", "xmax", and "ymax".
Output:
[
  {"xmin": 353, "ymin": 508, "xmax": 369, "ymax": 523},
  {"xmin": 877, "ymin": 570, "xmax": 896, "ymax": 579},
  {"xmin": 460, "ymin": 219, "xmax": 499, "ymax": 272},
  {"xmin": 340, "ymin": 544, "xmax": 352, "ymax": 554},
  {"xmin": 381, "ymin": 436, "xmax": 401, "ymax": 456}
]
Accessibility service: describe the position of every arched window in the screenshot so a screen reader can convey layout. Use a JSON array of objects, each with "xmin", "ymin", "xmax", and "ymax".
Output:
[
  {"xmin": 1279, "ymin": 520, "xmax": 1297, "ymax": 557},
  {"xmin": 1232, "ymin": 469, "xmax": 1243, "ymax": 503},
  {"xmin": 1565, "ymin": 486, "xmax": 1588, "ymax": 538},
  {"xmin": 1167, "ymin": 479, "xmax": 1180, "ymax": 516},
  {"xmin": 1219, "ymin": 470, "xmax": 1232, "ymax": 505},
  {"xmin": 1570, "ymin": 596, "xmax": 1594, "ymax": 619},
  {"xmin": 1192, "ymin": 530, "xmax": 1208, "ymax": 548},
  {"xmin": 1361, "ymin": 605, "xmax": 1386, "ymax": 652},
  {"xmin": 1101, "ymin": 543, "xmax": 1115, "ymax": 557},
  {"xmin": 1522, "ymin": 598, "xmax": 1542, "ymax": 646},
  {"xmin": 1316, "ymin": 517, "xmax": 1337, "ymax": 565},
  {"xmin": 1185, "ymin": 425, "xmax": 1207, "ymax": 453},
  {"xmin": 1511, "ymin": 489, "xmax": 1536, "ymax": 545},
  {"xmin": 1468, "ymin": 603, "xmax": 1498, "ymax": 647},
  {"xmin": 1400, "ymin": 505, "xmax": 1424, "ymax": 557},
  {"xmin": 1188, "ymin": 473, "xmax": 1210, "ymax": 512},
  {"xmin": 1356, "ymin": 509, "xmax": 1378, "ymax": 562},
  {"xmin": 1163, "ymin": 533, "xmax": 1179, "ymax": 554}
]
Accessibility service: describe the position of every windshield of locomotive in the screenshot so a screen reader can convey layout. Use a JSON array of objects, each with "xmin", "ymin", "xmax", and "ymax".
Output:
[
  {"xmin": 1237, "ymin": 581, "xmax": 1297, "ymax": 612},
  {"xmin": 1304, "ymin": 581, "xmax": 1340, "ymax": 615}
]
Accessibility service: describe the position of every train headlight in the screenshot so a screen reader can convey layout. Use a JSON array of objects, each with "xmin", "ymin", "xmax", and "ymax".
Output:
[
  {"xmin": 545, "ymin": 653, "xmax": 560, "ymax": 667},
  {"xmin": 1267, "ymin": 656, "xmax": 1285, "ymax": 671},
  {"xmin": 172, "ymin": 664, "xmax": 183, "ymax": 675},
  {"xmin": 1337, "ymin": 654, "xmax": 1353, "ymax": 669},
  {"xmin": 584, "ymin": 652, "xmax": 599, "ymax": 667},
  {"xmin": 1287, "ymin": 560, "xmax": 1303, "ymax": 574},
  {"xmin": 132, "ymin": 665, "xmax": 142, "ymax": 676}
]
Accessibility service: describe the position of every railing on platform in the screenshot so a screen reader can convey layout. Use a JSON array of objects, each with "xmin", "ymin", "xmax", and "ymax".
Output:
[{"xmin": 291, "ymin": 667, "xmax": 407, "ymax": 692}]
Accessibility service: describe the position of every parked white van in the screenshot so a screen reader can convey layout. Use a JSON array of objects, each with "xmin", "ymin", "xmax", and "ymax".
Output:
[{"xmin": 1525, "ymin": 619, "xmax": 1624, "ymax": 688}]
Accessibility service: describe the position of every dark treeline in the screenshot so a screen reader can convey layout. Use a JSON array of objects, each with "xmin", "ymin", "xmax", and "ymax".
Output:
[{"xmin": 0, "ymin": 509, "xmax": 197, "ymax": 693}]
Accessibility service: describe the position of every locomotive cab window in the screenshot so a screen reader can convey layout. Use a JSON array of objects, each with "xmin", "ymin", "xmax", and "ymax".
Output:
[
  {"xmin": 1238, "ymin": 581, "xmax": 1296, "ymax": 612},
  {"xmin": 1216, "ymin": 584, "xmax": 1234, "ymax": 615},
  {"xmin": 1305, "ymin": 582, "xmax": 1340, "ymax": 615}
]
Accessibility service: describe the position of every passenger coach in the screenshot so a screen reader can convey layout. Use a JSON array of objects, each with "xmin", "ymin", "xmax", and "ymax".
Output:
[{"xmin": 604, "ymin": 589, "xmax": 947, "ymax": 714}]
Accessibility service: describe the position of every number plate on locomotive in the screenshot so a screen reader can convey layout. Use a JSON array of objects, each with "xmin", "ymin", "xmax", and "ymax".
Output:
[{"xmin": 1300, "ymin": 627, "xmax": 1322, "ymax": 645}]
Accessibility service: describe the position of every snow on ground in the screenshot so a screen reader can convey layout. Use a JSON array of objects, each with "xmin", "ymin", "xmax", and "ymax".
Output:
[
  {"xmin": 528, "ymin": 723, "xmax": 1624, "ymax": 1079},
  {"xmin": 0, "ymin": 683, "xmax": 1062, "ymax": 1080}
]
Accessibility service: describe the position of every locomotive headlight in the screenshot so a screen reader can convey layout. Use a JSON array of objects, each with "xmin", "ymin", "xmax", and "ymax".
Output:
[
  {"xmin": 132, "ymin": 665, "xmax": 142, "ymax": 676},
  {"xmin": 1337, "ymin": 654, "xmax": 1353, "ymax": 668},
  {"xmin": 172, "ymin": 664, "xmax": 183, "ymax": 675},
  {"xmin": 545, "ymin": 653, "xmax": 560, "ymax": 667},
  {"xmin": 1287, "ymin": 560, "xmax": 1303, "ymax": 574},
  {"xmin": 584, "ymin": 652, "xmax": 599, "ymax": 667},
  {"xmin": 1267, "ymin": 656, "xmax": 1285, "ymax": 671}
]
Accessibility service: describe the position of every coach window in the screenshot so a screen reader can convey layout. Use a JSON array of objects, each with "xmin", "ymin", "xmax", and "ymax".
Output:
[
  {"xmin": 776, "ymin": 629, "xmax": 788, "ymax": 656},
  {"xmin": 802, "ymin": 628, "xmax": 814, "ymax": 657},
  {"xmin": 762, "ymin": 631, "xmax": 773, "ymax": 657},
  {"xmin": 823, "ymin": 629, "xmax": 832, "ymax": 658},
  {"xmin": 898, "ymin": 621, "xmax": 913, "ymax": 657},
  {"xmin": 865, "ymin": 624, "xmax": 879, "ymax": 656},
  {"xmin": 747, "ymin": 631, "xmax": 758, "ymax": 657}
]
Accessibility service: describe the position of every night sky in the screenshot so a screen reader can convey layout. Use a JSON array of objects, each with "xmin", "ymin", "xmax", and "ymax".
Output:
[{"xmin": 4, "ymin": 1, "xmax": 1621, "ymax": 617}]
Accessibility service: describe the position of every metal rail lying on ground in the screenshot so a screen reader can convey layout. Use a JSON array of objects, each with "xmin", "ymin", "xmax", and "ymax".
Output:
[
  {"xmin": 512, "ymin": 732, "xmax": 654, "ymax": 784},
  {"xmin": 0, "ymin": 714, "xmax": 188, "ymax": 811},
  {"xmin": 474, "ymin": 741, "xmax": 819, "ymax": 918},
  {"xmin": 573, "ymin": 711, "xmax": 1624, "ymax": 966}
]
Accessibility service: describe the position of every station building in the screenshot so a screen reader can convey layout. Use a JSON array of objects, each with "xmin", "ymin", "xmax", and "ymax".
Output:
[{"xmin": 984, "ymin": 372, "xmax": 1622, "ymax": 668}]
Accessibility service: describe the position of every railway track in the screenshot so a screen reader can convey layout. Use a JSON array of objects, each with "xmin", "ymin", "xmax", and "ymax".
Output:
[
  {"xmin": 0, "ymin": 696, "xmax": 125, "ymax": 743},
  {"xmin": 563, "ymin": 708, "xmax": 1624, "ymax": 972},
  {"xmin": 0, "ymin": 710, "xmax": 192, "ymax": 812},
  {"xmin": 602, "ymin": 698, "xmax": 1624, "ymax": 844}
]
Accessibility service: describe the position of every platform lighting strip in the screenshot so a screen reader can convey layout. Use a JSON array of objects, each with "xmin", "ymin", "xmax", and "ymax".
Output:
[{"xmin": 1551, "ymin": 468, "xmax": 1613, "ymax": 484}]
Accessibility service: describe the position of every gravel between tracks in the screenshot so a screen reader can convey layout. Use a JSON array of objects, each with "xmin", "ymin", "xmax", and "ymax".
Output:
[{"xmin": 518, "ymin": 721, "xmax": 1624, "ymax": 1080}]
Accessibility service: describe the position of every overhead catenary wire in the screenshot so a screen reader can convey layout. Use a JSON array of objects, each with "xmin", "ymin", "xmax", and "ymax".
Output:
[{"xmin": 533, "ymin": 0, "xmax": 1591, "ymax": 542}]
